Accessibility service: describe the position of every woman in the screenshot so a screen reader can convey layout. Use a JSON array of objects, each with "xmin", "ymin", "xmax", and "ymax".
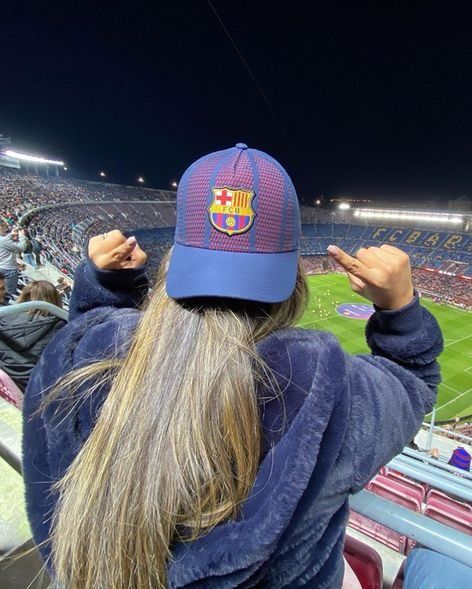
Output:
[
  {"xmin": 0, "ymin": 280, "xmax": 65, "ymax": 392},
  {"xmin": 23, "ymin": 144, "xmax": 443, "ymax": 588}
]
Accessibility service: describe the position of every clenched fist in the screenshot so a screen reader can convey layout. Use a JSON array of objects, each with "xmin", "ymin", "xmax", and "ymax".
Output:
[
  {"xmin": 88, "ymin": 229, "xmax": 147, "ymax": 270},
  {"xmin": 327, "ymin": 244, "xmax": 414, "ymax": 310}
]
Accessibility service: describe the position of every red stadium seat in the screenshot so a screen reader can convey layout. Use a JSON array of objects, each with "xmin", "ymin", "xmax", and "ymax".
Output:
[
  {"xmin": 350, "ymin": 475, "xmax": 423, "ymax": 554},
  {"xmin": 424, "ymin": 504, "xmax": 472, "ymax": 535},
  {"xmin": 348, "ymin": 511, "xmax": 408, "ymax": 554},
  {"xmin": 384, "ymin": 471, "xmax": 427, "ymax": 503},
  {"xmin": 344, "ymin": 535, "xmax": 383, "ymax": 589},
  {"xmin": 426, "ymin": 489, "xmax": 472, "ymax": 514},
  {"xmin": 367, "ymin": 475, "xmax": 422, "ymax": 513}
]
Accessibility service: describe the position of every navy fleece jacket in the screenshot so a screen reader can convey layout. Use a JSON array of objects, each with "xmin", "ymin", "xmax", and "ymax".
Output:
[{"xmin": 22, "ymin": 261, "xmax": 443, "ymax": 588}]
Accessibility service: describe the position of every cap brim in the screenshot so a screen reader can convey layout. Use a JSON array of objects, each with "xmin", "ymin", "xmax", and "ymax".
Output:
[{"xmin": 166, "ymin": 242, "xmax": 298, "ymax": 303}]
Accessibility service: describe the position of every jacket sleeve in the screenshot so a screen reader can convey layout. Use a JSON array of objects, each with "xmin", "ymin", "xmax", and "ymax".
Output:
[
  {"xmin": 344, "ymin": 293, "xmax": 443, "ymax": 492},
  {"xmin": 68, "ymin": 260, "xmax": 149, "ymax": 321},
  {"xmin": 22, "ymin": 353, "xmax": 55, "ymax": 564},
  {"xmin": 2, "ymin": 234, "xmax": 28, "ymax": 252}
]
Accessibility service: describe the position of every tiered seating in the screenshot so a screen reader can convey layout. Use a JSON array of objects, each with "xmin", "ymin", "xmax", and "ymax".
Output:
[
  {"xmin": 367, "ymin": 475, "xmax": 422, "ymax": 512},
  {"xmin": 299, "ymin": 224, "xmax": 472, "ymax": 277},
  {"xmin": 349, "ymin": 511, "xmax": 409, "ymax": 553},
  {"xmin": 425, "ymin": 490, "xmax": 472, "ymax": 535},
  {"xmin": 385, "ymin": 471, "xmax": 427, "ymax": 502},
  {"xmin": 299, "ymin": 222, "xmax": 472, "ymax": 307},
  {"xmin": 349, "ymin": 472, "xmax": 416, "ymax": 553},
  {"xmin": 349, "ymin": 468, "xmax": 472, "ymax": 557}
]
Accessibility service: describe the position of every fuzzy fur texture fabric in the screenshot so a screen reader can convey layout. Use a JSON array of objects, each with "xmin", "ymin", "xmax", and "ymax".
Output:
[{"xmin": 22, "ymin": 262, "xmax": 443, "ymax": 588}]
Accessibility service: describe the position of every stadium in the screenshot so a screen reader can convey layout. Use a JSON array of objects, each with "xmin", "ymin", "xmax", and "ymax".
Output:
[{"xmin": 0, "ymin": 150, "xmax": 471, "ymax": 588}]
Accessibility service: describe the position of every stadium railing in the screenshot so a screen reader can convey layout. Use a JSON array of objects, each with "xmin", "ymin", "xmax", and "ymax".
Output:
[
  {"xmin": 18, "ymin": 198, "xmax": 176, "ymax": 226},
  {"xmin": 388, "ymin": 456, "xmax": 472, "ymax": 502},
  {"xmin": 0, "ymin": 301, "xmax": 68, "ymax": 322},
  {"xmin": 349, "ymin": 492, "xmax": 472, "ymax": 568},
  {"xmin": 402, "ymin": 447, "xmax": 472, "ymax": 481},
  {"xmin": 422, "ymin": 421, "xmax": 472, "ymax": 447}
]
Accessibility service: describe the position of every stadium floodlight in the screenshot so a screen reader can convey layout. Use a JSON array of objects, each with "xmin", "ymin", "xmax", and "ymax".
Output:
[
  {"xmin": 315, "ymin": 199, "xmax": 321, "ymax": 205},
  {"xmin": 137, "ymin": 176, "xmax": 145, "ymax": 184},
  {"xmin": 63, "ymin": 166, "xmax": 68, "ymax": 171},
  {"xmin": 171, "ymin": 181, "xmax": 178, "ymax": 188},
  {"xmin": 5, "ymin": 150, "xmax": 64, "ymax": 166},
  {"xmin": 99, "ymin": 171, "xmax": 106, "ymax": 177},
  {"xmin": 353, "ymin": 208, "xmax": 463, "ymax": 225},
  {"xmin": 338, "ymin": 202, "xmax": 351, "ymax": 210}
]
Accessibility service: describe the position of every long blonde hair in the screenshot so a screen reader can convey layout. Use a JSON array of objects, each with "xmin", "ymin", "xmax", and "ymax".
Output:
[{"xmin": 48, "ymin": 254, "xmax": 308, "ymax": 588}]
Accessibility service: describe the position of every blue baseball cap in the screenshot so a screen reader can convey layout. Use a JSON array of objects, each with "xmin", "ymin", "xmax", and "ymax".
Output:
[{"xmin": 166, "ymin": 143, "xmax": 300, "ymax": 303}]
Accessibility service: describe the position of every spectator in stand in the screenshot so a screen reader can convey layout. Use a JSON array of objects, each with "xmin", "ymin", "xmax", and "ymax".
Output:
[
  {"xmin": 448, "ymin": 446, "xmax": 471, "ymax": 472},
  {"xmin": 55, "ymin": 276, "xmax": 72, "ymax": 302},
  {"xmin": 23, "ymin": 146, "xmax": 443, "ymax": 589},
  {"xmin": 22, "ymin": 230, "xmax": 36, "ymax": 268},
  {"xmin": 0, "ymin": 222, "xmax": 28, "ymax": 299},
  {"xmin": 32, "ymin": 235, "xmax": 43, "ymax": 269},
  {"xmin": 412, "ymin": 268, "xmax": 472, "ymax": 309},
  {"xmin": 0, "ymin": 280, "xmax": 66, "ymax": 392}
]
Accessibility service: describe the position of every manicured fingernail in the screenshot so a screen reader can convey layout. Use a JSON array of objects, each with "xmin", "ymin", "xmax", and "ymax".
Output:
[
  {"xmin": 327, "ymin": 245, "xmax": 340, "ymax": 257},
  {"xmin": 126, "ymin": 236, "xmax": 137, "ymax": 246}
]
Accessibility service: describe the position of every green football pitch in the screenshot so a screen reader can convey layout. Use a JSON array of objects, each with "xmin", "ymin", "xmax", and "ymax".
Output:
[{"xmin": 298, "ymin": 273, "xmax": 472, "ymax": 423}]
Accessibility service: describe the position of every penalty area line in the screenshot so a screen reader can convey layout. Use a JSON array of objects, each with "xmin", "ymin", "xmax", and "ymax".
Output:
[
  {"xmin": 444, "ymin": 334, "xmax": 472, "ymax": 348},
  {"xmin": 433, "ymin": 387, "xmax": 472, "ymax": 413}
]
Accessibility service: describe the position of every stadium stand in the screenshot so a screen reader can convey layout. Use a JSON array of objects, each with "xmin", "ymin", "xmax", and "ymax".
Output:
[
  {"xmin": 1, "ymin": 169, "xmax": 470, "ymax": 303},
  {"xmin": 0, "ymin": 170, "xmax": 471, "ymax": 587},
  {"xmin": 300, "ymin": 222, "xmax": 472, "ymax": 272}
]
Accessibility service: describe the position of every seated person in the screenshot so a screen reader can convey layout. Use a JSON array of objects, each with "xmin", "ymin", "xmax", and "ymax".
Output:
[
  {"xmin": 0, "ymin": 280, "xmax": 66, "ymax": 392},
  {"xmin": 55, "ymin": 276, "xmax": 72, "ymax": 300}
]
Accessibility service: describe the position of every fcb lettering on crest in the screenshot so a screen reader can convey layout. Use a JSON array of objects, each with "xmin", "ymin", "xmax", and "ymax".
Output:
[{"xmin": 208, "ymin": 187, "xmax": 255, "ymax": 236}]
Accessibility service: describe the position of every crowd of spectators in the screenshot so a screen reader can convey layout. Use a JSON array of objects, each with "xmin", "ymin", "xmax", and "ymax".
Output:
[
  {"xmin": 1, "ymin": 169, "xmax": 471, "ymax": 308},
  {"xmin": 412, "ymin": 268, "xmax": 472, "ymax": 308},
  {"xmin": 0, "ymin": 168, "xmax": 175, "ymax": 235},
  {"xmin": 297, "ymin": 257, "xmax": 472, "ymax": 308},
  {"xmin": 300, "ymin": 255, "xmax": 337, "ymax": 275},
  {"xmin": 27, "ymin": 201, "xmax": 176, "ymax": 277}
]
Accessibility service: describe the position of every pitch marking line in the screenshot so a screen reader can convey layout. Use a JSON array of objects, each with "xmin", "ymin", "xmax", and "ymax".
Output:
[
  {"xmin": 466, "ymin": 367, "xmax": 472, "ymax": 375},
  {"xmin": 444, "ymin": 334, "xmax": 472, "ymax": 348},
  {"xmin": 434, "ymin": 387, "xmax": 472, "ymax": 412},
  {"xmin": 300, "ymin": 314, "xmax": 340, "ymax": 327},
  {"xmin": 441, "ymin": 382, "xmax": 462, "ymax": 395}
]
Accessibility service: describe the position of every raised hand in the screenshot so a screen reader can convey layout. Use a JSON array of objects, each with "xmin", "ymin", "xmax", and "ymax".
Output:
[
  {"xmin": 327, "ymin": 244, "xmax": 414, "ymax": 310},
  {"xmin": 88, "ymin": 229, "xmax": 147, "ymax": 270}
]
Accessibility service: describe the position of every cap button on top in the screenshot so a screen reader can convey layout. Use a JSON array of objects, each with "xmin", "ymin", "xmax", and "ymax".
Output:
[{"xmin": 235, "ymin": 143, "xmax": 248, "ymax": 150}]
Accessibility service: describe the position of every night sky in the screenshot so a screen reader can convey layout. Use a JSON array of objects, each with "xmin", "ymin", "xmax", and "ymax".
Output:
[{"xmin": 1, "ymin": 0, "xmax": 472, "ymax": 204}]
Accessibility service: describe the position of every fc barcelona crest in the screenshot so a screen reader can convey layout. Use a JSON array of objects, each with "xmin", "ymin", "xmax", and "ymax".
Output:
[{"xmin": 208, "ymin": 187, "xmax": 256, "ymax": 236}]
